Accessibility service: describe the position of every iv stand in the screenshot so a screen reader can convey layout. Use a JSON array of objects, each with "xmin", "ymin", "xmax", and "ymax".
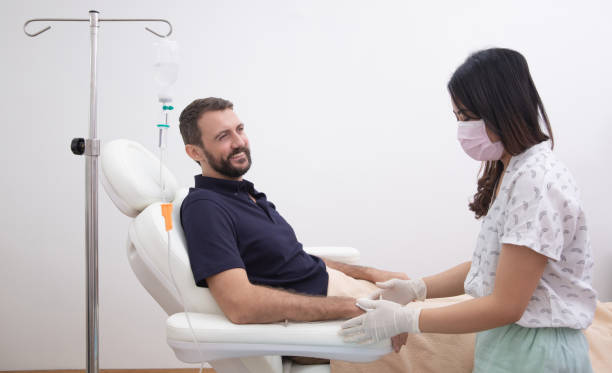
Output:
[{"xmin": 23, "ymin": 10, "xmax": 173, "ymax": 373}]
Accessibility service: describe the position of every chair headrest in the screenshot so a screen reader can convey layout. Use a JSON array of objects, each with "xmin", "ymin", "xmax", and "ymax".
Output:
[{"xmin": 101, "ymin": 139, "xmax": 179, "ymax": 217}]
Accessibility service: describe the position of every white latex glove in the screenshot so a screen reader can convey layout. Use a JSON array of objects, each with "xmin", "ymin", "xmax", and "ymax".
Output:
[
  {"xmin": 339, "ymin": 299, "xmax": 421, "ymax": 344},
  {"xmin": 368, "ymin": 278, "xmax": 427, "ymax": 305}
]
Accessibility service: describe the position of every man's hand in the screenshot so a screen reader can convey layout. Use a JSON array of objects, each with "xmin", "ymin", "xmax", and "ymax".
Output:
[
  {"xmin": 391, "ymin": 333, "xmax": 408, "ymax": 353},
  {"xmin": 368, "ymin": 268, "xmax": 409, "ymax": 283}
]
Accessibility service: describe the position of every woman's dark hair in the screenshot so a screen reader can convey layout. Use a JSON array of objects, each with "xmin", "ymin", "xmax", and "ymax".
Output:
[{"xmin": 448, "ymin": 48, "xmax": 554, "ymax": 219}]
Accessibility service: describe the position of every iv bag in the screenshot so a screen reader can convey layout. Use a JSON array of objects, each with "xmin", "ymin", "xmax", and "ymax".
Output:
[{"xmin": 154, "ymin": 39, "xmax": 179, "ymax": 103}]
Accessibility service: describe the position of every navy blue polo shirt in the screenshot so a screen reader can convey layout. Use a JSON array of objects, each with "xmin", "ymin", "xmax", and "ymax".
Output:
[{"xmin": 180, "ymin": 175, "xmax": 328, "ymax": 296}]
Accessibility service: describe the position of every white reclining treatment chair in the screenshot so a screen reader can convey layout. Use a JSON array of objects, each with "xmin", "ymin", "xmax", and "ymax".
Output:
[{"xmin": 100, "ymin": 139, "xmax": 390, "ymax": 373}]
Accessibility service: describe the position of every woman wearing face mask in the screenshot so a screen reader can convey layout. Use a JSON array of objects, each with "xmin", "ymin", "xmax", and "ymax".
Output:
[{"xmin": 340, "ymin": 48, "xmax": 596, "ymax": 372}]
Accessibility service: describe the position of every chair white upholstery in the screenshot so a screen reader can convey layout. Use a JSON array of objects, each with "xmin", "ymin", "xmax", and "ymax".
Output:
[
  {"xmin": 100, "ymin": 139, "xmax": 390, "ymax": 373},
  {"xmin": 101, "ymin": 139, "xmax": 179, "ymax": 217}
]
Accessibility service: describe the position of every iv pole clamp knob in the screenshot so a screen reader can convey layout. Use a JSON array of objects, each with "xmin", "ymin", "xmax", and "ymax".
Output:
[
  {"xmin": 71, "ymin": 138, "xmax": 101, "ymax": 156},
  {"xmin": 71, "ymin": 138, "xmax": 85, "ymax": 155}
]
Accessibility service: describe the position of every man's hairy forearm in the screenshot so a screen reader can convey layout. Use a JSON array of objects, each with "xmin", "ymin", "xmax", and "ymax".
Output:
[
  {"xmin": 322, "ymin": 258, "xmax": 374, "ymax": 282},
  {"xmin": 232, "ymin": 284, "xmax": 362, "ymax": 324}
]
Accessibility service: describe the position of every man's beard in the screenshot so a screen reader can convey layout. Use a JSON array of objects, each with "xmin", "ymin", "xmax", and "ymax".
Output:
[{"xmin": 203, "ymin": 146, "xmax": 252, "ymax": 178}]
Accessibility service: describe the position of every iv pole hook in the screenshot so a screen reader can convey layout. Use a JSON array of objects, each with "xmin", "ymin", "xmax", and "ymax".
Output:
[{"xmin": 24, "ymin": 17, "xmax": 173, "ymax": 38}]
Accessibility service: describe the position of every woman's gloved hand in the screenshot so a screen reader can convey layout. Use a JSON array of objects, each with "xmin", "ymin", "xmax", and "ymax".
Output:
[
  {"xmin": 339, "ymin": 299, "xmax": 422, "ymax": 344},
  {"xmin": 368, "ymin": 278, "xmax": 427, "ymax": 305}
]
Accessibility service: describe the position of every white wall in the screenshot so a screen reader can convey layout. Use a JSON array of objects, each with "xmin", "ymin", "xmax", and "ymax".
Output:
[{"xmin": 1, "ymin": 0, "xmax": 611, "ymax": 369}]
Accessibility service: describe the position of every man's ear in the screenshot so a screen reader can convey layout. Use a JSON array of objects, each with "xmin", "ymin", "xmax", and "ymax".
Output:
[{"xmin": 185, "ymin": 144, "xmax": 204, "ymax": 163}]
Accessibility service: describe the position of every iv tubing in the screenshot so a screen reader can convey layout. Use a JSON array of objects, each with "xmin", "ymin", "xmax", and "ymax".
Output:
[
  {"xmin": 158, "ymin": 103, "xmax": 203, "ymax": 372},
  {"xmin": 161, "ymin": 206, "xmax": 204, "ymax": 372},
  {"xmin": 167, "ymin": 231, "xmax": 205, "ymax": 373}
]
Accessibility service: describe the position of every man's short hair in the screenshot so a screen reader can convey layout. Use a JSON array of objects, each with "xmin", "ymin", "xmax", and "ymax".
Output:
[{"xmin": 179, "ymin": 97, "xmax": 234, "ymax": 147}]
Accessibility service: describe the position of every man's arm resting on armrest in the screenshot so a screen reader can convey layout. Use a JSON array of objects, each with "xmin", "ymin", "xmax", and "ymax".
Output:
[
  {"xmin": 322, "ymin": 258, "xmax": 409, "ymax": 283},
  {"xmin": 207, "ymin": 268, "xmax": 363, "ymax": 324}
]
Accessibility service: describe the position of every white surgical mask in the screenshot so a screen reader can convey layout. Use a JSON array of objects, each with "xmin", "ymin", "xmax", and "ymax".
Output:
[{"xmin": 457, "ymin": 120, "xmax": 504, "ymax": 161}]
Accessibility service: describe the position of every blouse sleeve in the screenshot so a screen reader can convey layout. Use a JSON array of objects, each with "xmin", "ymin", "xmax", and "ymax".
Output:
[{"xmin": 500, "ymin": 170, "xmax": 575, "ymax": 261}]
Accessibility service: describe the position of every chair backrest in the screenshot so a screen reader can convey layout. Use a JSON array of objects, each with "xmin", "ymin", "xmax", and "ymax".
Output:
[
  {"xmin": 101, "ymin": 139, "xmax": 179, "ymax": 217},
  {"xmin": 101, "ymin": 139, "xmax": 223, "ymax": 316}
]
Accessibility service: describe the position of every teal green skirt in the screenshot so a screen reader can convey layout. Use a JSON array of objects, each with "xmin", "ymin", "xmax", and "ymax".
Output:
[{"xmin": 473, "ymin": 323, "xmax": 593, "ymax": 373}]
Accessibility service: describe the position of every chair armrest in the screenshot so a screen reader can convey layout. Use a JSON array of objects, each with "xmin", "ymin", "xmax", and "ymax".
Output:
[
  {"xmin": 303, "ymin": 246, "xmax": 360, "ymax": 265},
  {"xmin": 166, "ymin": 312, "xmax": 390, "ymax": 363}
]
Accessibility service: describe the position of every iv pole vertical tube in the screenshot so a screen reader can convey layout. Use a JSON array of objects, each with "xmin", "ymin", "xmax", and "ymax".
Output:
[
  {"xmin": 22, "ymin": 13, "xmax": 173, "ymax": 373},
  {"xmin": 86, "ymin": 10, "xmax": 100, "ymax": 373}
]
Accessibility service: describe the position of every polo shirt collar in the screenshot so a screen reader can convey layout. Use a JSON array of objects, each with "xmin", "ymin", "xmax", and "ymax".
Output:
[{"xmin": 194, "ymin": 174, "xmax": 256, "ymax": 195}]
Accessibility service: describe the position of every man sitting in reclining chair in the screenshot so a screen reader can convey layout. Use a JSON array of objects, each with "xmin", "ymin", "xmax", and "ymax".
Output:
[{"xmin": 178, "ymin": 97, "xmax": 412, "ymax": 351}]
